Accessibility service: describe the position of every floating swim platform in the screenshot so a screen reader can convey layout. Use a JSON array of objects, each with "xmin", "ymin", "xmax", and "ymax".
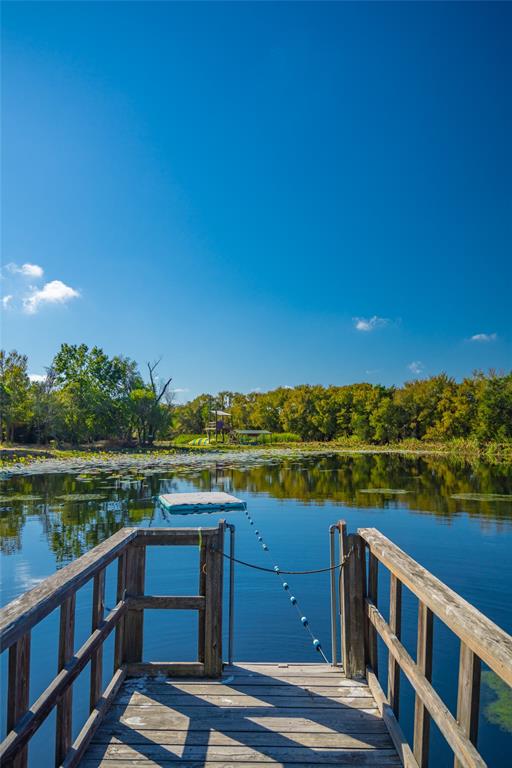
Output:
[{"xmin": 158, "ymin": 491, "xmax": 247, "ymax": 513}]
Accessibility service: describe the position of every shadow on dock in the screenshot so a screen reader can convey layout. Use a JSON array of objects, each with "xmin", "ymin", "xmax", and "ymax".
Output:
[{"xmin": 83, "ymin": 663, "xmax": 398, "ymax": 766}]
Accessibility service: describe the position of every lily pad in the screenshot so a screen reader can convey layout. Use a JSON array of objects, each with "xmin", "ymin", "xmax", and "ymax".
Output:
[
  {"xmin": 56, "ymin": 493, "xmax": 107, "ymax": 502},
  {"xmin": 451, "ymin": 493, "xmax": 512, "ymax": 502},
  {"xmin": 0, "ymin": 494, "xmax": 43, "ymax": 502},
  {"xmin": 358, "ymin": 488, "xmax": 409, "ymax": 495}
]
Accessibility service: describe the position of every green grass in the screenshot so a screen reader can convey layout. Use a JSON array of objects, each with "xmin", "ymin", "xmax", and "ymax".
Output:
[{"xmin": 271, "ymin": 432, "xmax": 301, "ymax": 443}]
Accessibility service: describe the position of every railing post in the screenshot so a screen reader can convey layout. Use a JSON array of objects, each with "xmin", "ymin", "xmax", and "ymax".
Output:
[
  {"xmin": 204, "ymin": 523, "xmax": 224, "ymax": 677},
  {"xmin": 226, "ymin": 523, "xmax": 236, "ymax": 666},
  {"xmin": 338, "ymin": 522, "xmax": 349, "ymax": 670},
  {"xmin": 90, "ymin": 569, "xmax": 105, "ymax": 712},
  {"xmin": 123, "ymin": 543, "xmax": 146, "ymax": 663},
  {"xmin": 114, "ymin": 552, "xmax": 127, "ymax": 671},
  {"xmin": 198, "ymin": 535, "xmax": 206, "ymax": 664},
  {"xmin": 7, "ymin": 632, "xmax": 31, "ymax": 768},
  {"xmin": 413, "ymin": 601, "xmax": 434, "ymax": 768},
  {"xmin": 56, "ymin": 594, "xmax": 76, "ymax": 766},
  {"xmin": 454, "ymin": 641, "xmax": 481, "ymax": 768},
  {"xmin": 329, "ymin": 523, "xmax": 339, "ymax": 666},
  {"xmin": 367, "ymin": 551, "xmax": 379, "ymax": 676},
  {"xmin": 343, "ymin": 532, "xmax": 366, "ymax": 678},
  {"xmin": 387, "ymin": 574, "xmax": 402, "ymax": 717}
]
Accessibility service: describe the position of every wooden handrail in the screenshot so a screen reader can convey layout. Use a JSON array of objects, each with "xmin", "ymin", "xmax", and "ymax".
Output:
[
  {"xmin": 336, "ymin": 524, "xmax": 512, "ymax": 768},
  {"xmin": 0, "ymin": 522, "xmax": 226, "ymax": 768},
  {"xmin": 366, "ymin": 600, "xmax": 486, "ymax": 768},
  {"xmin": 135, "ymin": 527, "xmax": 218, "ymax": 546},
  {"xmin": 0, "ymin": 600, "xmax": 126, "ymax": 763},
  {"xmin": 127, "ymin": 595, "xmax": 206, "ymax": 610},
  {"xmin": 358, "ymin": 527, "xmax": 512, "ymax": 687},
  {"xmin": 0, "ymin": 527, "xmax": 138, "ymax": 653}
]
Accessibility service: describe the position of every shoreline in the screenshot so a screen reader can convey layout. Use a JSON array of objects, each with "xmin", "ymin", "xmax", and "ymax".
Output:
[{"xmin": 1, "ymin": 438, "xmax": 511, "ymax": 476}]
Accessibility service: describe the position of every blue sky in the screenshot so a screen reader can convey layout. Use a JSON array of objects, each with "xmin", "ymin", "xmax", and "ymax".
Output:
[{"xmin": 2, "ymin": 1, "xmax": 510, "ymax": 400}]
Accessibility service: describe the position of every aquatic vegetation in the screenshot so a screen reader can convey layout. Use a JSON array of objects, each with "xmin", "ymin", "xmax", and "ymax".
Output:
[
  {"xmin": 0, "ymin": 494, "xmax": 43, "ymax": 503},
  {"xmin": 119, "ymin": 477, "xmax": 145, "ymax": 483},
  {"xmin": 56, "ymin": 493, "xmax": 107, "ymax": 502},
  {"xmin": 451, "ymin": 493, "xmax": 512, "ymax": 502},
  {"xmin": 358, "ymin": 488, "xmax": 409, "ymax": 495},
  {"xmin": 482, "ymin": 671, "xmax": 512, "ymax": 732}
]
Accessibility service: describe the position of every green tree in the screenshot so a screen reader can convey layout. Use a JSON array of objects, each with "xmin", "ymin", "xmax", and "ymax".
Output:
[
  {"xmin": 0, "ymin": 350, "xmax": 32, "ymax": 441},
  {"xmin": 29, "ymin": 368, "xmax": 62, "ymax": 444},
  {"xmin": 474, "ymin": 371, "xmax": 512, "ymax": 441},
  {"xmin": 52, "ymin": 343, "xmax": 141, "ymax": 443}
]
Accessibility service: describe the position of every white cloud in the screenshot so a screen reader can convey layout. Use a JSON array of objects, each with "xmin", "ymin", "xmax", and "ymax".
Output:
[
  {"xmin": 2, "ymin": 295, "xmax": 13, "ymax": 308},
  {"xmin": 6, "ymin": 262, "xmax": 44, "ymax": 278},
  {"xmin": 29, "ymin": 374, "xmax": 47, "ymax": 383},
  {"xmin": 172, "ymin": 388, "xmax": 189, "ymax": 393},
  {"xmin": 408, "ymin": 361, "xmax": 424, "ymax": 375},
  {"xmin": 470, "ymin": 333, "xmax": 497, "ymax": 343},
  {"xmin": 353, "ymin": 316, "xmax": 389, "ymax": 332},
  {"xmin": 15, "ymin": 560, "xmax": 45, "ymax": 593},
  {"xmin": 23, "ymin": 280, "xmax": 80, "ymax": 314}
]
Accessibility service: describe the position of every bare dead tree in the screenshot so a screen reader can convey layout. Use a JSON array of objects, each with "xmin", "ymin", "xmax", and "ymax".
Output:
[
  {"xmin": 147, "ymin": 358, "xmax": 173, "ymax": 404},
  {"xmin": 144, "ymin": 359, "xmax": 173, "ymax": 444}
]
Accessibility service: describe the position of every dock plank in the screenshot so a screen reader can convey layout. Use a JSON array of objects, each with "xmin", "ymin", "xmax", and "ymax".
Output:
[
  {"xmin": 81, "ymin": 663, "xmax": 399, "ymax": 767},
  {"xmin": 84, "ymin": 745, "xmax": 401, "ymax": 763},
  {"xmin": 81, "ymin": 763, "xmax": 401, "ymax": 768},
  {"xmin": 116, "ymin": 693, "xmax": 376, "ymax": 708},
  {"xmin": 120, "ymin": 682, "xmax": 372, "ymax": 704},
  {"xmin": 92, "ymin": 730, "xmax": 393, "ymax": 749}
]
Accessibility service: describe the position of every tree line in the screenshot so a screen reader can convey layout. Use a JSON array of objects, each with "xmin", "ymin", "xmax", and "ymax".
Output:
[
  {"xmin": 1, "ymin": 344, "xmax": 510, "ymax": 446},
  {"xmin": 0, "ymin": 345, "xmax": 174, "ymax": 445},
  {"xmin": 174, "ymin": 372, "xmax": 512, "ymax": 444}
]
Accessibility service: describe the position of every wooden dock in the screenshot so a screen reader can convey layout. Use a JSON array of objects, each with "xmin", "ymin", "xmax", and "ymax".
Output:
[
  {"xmin": 1, "ymin": 512, "xmax": 512, "ymax": 768},
  {"xmin": 81, "ymin": 663, "xmax": 399, "ymax": 767}
]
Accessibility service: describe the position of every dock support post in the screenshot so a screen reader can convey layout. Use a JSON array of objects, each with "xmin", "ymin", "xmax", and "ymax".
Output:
[
  {"xmin": 204, "ymin": 522, "xmax": 224, "ymax": 677},
  {"xmin": 343, "ymin": 532, "xmax": 366, "ymax": 678}
]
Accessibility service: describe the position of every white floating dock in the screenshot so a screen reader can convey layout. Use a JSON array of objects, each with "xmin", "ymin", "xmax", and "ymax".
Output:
[{"xmin": 158, "ymin": 491, "xmax": 246, "ymax": 513}]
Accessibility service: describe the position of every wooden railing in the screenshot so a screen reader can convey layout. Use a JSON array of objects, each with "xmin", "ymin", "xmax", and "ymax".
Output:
[
  {"xmin": 0, "ymin": 523, "xmax": 225, "ymax": 768},
  {"xmin": 336, "ymin": 522, "xmax": 512, "ymax": 768}
]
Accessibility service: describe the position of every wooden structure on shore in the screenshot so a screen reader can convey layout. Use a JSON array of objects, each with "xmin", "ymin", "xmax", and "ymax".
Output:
[
  {"xmin": 233, "ymin": 429, "xmax": 272, "ymax": 445},
  {"xmin": 1, "ymin": 518, "xmax": 512, "ymax": 768},
  {"xmin": 205, "ymin": 410, "xmax": 232, "ymax": 443}
]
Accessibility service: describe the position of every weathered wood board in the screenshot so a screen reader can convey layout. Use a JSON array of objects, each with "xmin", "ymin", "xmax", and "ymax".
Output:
[{"xmin": 81, "ymin": 663, "xmax": 399, "ymax": 767}]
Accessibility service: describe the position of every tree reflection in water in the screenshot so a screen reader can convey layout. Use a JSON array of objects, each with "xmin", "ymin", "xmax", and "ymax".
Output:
[{"xmin": 1, "ymin": 452, "xmax": 511, "ymax": 563}]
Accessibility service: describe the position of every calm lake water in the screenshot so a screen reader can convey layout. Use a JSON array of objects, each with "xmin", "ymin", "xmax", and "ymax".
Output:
[{"xmin": 1, "ymin": 451, "xmax": 512, "ymax": 767}]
